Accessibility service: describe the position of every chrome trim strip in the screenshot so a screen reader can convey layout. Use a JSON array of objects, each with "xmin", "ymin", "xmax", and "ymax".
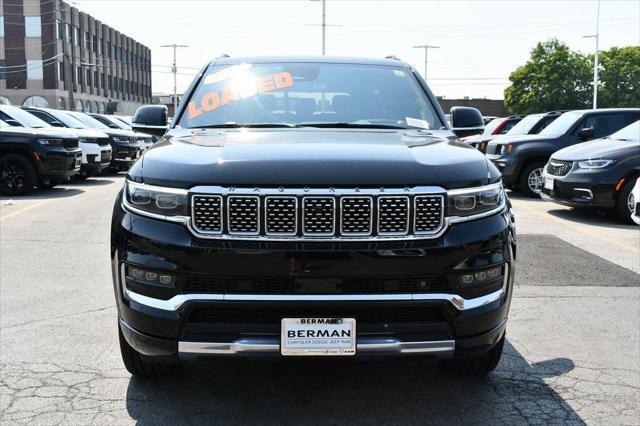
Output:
[
  {"xmin": 574, "ymin": 188, "xmax": 593, "ymax": 198},
  {"xmin": 122, "ymin": 264, "xmax": 508, "ymax": 312},
  {"xmin": 264, "ymin": 196, "xmax": 298, "ymax": 236},
  {"xmin": 227, "ymin": 195, "xmax": 260, "ymax": 236},
  {"xmin": 340, "ymin": 196, "xmax": 373, "ymax": 236},
  {"xmin": 127, "ymin": 181, "xmax": 189, "ymax": 195},
  {"xmin": 178, "ymin": 338, "xmax": 455, "ymax": 358},
  {"xmin": 446, "ymin": 181, "xmax": 502, "ymax": 196},
  {"xmin": 122, "ymin": 196, "xmax": 190, "ymax": 224}
]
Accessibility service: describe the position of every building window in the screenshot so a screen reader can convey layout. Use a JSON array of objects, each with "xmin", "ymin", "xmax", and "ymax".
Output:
[
  {"xmin": 92, "ymin": 35, "xmax": 98, "ymax": 53},
  {"xmin": 25, "ymin": 17, "xmax": 42, "ymax": 37},
  {"xmin": 77, "ymin": 67, "xmax": 82, "ymax": 85},
  {"xmin": 99, "ymin": 102, "xmax": 106, "ymax": 114},
  {"xmin": 57, "ymin": 61, "xmax": 64, "ymax": 81},
  {"xmin": 27, "ymin": 60, "xmax": 43, "ymax": 80},
  {"xmin": 73, "ymin": 27, "xmax": 79, "ymax": 46},
  {"xmin": 86, "ymin": 69, "xmax": 91, "ymax": 87},
  {"xmin": 84, "ymin": 32, "xmax": 91, "ymax": 50},
  {"xmin": 98, "ymin": 40, "xmax": 102, "ymax": 55},
  {"xmin": 0, "ymin": 60, "xmax": 5, "ymax": 80},
  {"xmin": 94, "ymin": 71, "xmax": 98, "ymax": 88},
  {"xmin": 65, "ymin": 23, "xmax": 71, "ymax": 41},
  {"xmin": 75, "ymin": 99, "xmax": 83, "ymax": 112},
  {"xmin": 58, "ymin": 97, "xmax": 67, "ymax": 110},
  {"xmin": 0, "ymin": 17, "xmax": 4, "ymax": 37},
  {"xmin": 23, "ymin": 96, "xmax": 49, "ymax": 108},
  {"xmin": 85, "ymin": 100, "xmax": 91, "ymax": 112}
]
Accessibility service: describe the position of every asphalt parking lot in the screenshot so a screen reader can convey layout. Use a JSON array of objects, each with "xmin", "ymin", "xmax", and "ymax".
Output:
[{"xmin": 1, "ymin": 175, "xmax": 638, "ymax": 425}]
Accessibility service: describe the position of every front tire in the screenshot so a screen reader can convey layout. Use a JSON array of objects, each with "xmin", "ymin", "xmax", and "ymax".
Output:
[
  {"xmin": 615, "ymin": 179, "xmax": 636, "ymax": 224},
  {"xmin": 439, "ymin": 333, "xmax": 505, "ymax": 375},
  {"xmin": 519, "ymin": 162, "xmax": 545, "ymax": 198},
  {"xmin": 0, "ymin": 154, "xmax": 37, "ymax": 196},
  {"xmin": 118, "ymin": 324, "xmax": 174, "ymax": 378}
]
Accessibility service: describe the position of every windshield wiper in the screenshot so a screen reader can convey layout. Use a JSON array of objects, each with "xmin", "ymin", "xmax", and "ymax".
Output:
[
  {"xmin": 296, "ymin": 122, "xmax": 407, "ymax": 130},
  {"xmin": 198, "ymin": 122, "xmax": 294, "ymax": 129}
]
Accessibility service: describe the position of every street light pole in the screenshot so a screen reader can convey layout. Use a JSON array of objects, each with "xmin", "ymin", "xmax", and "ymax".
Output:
[
  {"xmin": 321, "ymin": 0, "xmax": 326, "ymax": 55},
  {"xmin": 160, "ymin": 44, "xmax": 188, "ymax": 116},
  {"xmin": 583, "ymin": 0, "xmax": 601, "ymax": 109},
  {"xmin": 413, "ymin": 44, "xmax": 440, "ymax": 81}
]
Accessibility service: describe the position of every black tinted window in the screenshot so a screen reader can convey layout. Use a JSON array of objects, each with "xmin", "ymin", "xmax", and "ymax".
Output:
[{"xmin": 582, "ymin": 113, "xmax": 640, "ymax": 139}]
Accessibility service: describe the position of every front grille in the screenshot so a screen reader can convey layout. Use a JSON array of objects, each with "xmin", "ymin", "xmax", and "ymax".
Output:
[
  {"xmin": 190, "ymin": 188, "xmax": 446, "ymax": 240},
  {"xmin": 228, "ymin": 196, "xmax": 259, "ymax": 234},
  {"xmin": 546, "ymin": 160, "xmax": 573, "ymax": 176},
  {"xmin": 378, "ymin": 197, "xmax": 409, "ymax": 234},
  {"xmin": 189, "ymin": 305, "xmax": 446, "ymax": 325},
  {"xmin": 182, "ymin": 275, "xmax": 452, "ymax": 294},
  {"xmin": 101, "ymin": 150, "xmax": 112, "ymax": 163},
  {"xmin": 192, "ymin": 195, "xmax": 223, "ymax": 233},
  {"xmin": 97, "ymin": 138, "xmax": 110, "ymax": 146},
  {"xmin": 303, "ymin": 197, "xmax": 335, "ymax": 235},
  {"xmin": 63, "ymin": 139, "xmax": 78, "ymax": 150}
]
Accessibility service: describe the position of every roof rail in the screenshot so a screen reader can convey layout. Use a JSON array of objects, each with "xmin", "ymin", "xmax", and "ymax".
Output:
[
  {"xmin": 385, "ymin": 55, "xmax": 402, "ymax": 61},
  {"xmin": 218, "ymin": 53, "xmax": 230, "ymax": 58}
]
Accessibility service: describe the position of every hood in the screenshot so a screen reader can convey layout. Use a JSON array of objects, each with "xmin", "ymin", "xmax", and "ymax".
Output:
[
  {"xmin": 135, "ymin": 129, "xmax": 491, "ymax": 189},
  {"xmin": 101, "ymin": 128, "xmax": 138, "ymax": 138},
  {"xmin": 552, "ymin": 137, "xmax": 640, "ymax": 161},
  {"xmin": 0, "ymin": 126, "xmax": 78, "ymax": 139},
  {"xmin": 487, "ymin": 134, "xmax": 550, "ymax": 146},
  {"xmin": 49, "ymin": 127, "xmax": 109, "ymax": 139}
]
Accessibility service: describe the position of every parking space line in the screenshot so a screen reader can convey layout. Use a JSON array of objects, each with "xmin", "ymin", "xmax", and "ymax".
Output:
[
  {"xmin": 515, "ymin": 202, "xmax": 640, "ymax": 255},
  {"xmin": 0, "ymin": 200, "xmax": 52, "ymax": 222}
]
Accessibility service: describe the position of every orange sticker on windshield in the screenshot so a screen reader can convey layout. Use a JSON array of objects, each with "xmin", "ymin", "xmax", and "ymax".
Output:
[{"xmin": 187, "ymin": 71, "xmax": 294, "ymax": 120}]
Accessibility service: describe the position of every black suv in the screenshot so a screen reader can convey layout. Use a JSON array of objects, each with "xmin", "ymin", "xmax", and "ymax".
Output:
[
  {"xmin": 486, "ymin": 108, "xmax": 640, "ymax": 197},
  {"xmin": 0, "ymin": 119, "xmax": 81, "ymax": 195},
  {"xmin": 112, "ymin": 56, "xmax": 516, "ymax": 377}
]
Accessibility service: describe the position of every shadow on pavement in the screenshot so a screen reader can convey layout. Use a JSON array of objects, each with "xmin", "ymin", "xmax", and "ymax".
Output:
[
  {"xmin": 0, "ymin": 187, "xmax": 84, "ymax": 201},
  {"xmin": 546, "ymin": 208, "xmax": 635, "ymax": 230},
  {"xmin": 65, "ymin": 178, "xmax": 115, "ymax": 187},
  {"xmin": 125, "ymin": 341, "xmax": 582, "ymax": 425}
]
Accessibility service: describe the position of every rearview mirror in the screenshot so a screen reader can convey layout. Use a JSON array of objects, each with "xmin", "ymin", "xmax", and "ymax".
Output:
[
  {"xmin": 132, "ymin": 105, "xmax": 169, "ymax": 137},
  {"xmin": 450, "ymin": 107, "xmax": 485, "ymax": 138},
  {"xmin": 578, "ymin": 127, "xmax": 594, "ymax": 140}
]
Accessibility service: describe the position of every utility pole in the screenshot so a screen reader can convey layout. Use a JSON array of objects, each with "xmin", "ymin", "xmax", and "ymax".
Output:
[
  {"xmin": 583, "ymin": 0, "xmax": 601, "ymax": 109},
  {"xmin": 309, "ymin": 0, "xmax": 327, "ymax": 55},
  {"xmin": 412, "ymin": 44, "xmax": 440, "ymax": 81},
  {"xmin": 160, "ymin": 44, "xmax": 188, "ymax": 116}
]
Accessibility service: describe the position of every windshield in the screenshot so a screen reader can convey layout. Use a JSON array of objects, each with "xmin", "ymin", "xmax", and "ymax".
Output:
[
  {"xmin": 482, "ymin": 118, "xmax": 504, "ymax": 135},
  {"xmin": 115, "ymin": 116, "xmax": 133, "ymax": 126},
  {"xmin": 44, "ymin": 110, "xmax": 89, "ymax": 128},
  {"xmin": 507, "ymin": 114, "xmax": 542, "ymax": 135},
  {"xmin": 67, "ymin": 112, "xmax": 110, "ymax": 129},
  {"xmin": 608, "ymin": 120, "xmax": 640, "ymax": 142},
  {"xmin": 0, "ymin": 106, "xmax": 50, "ymax": 128},
  {"xmin": 539, "ymin": 111, "xmax": 582, "ymax": 137},
  {"xmin": 178, "ymin": 62, "xmax": 442, "ymax": 130}
]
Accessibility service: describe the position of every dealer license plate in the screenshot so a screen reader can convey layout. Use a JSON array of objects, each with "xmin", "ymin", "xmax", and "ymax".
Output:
[
  {"xmin": 544, "ymin": 176, "xmax": 555, "ymax": 190},
  {"xmin": 74, "ymin": 158, "xmax": 81, "ymax": 168},
  {"xmin": 281, "ymin": 318, "xmax": 356, "ymax": 356}
]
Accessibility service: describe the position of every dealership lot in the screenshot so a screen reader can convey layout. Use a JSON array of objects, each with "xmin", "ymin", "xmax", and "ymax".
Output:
[{"xmin": 1, "ymin": 175, "xmax": 638, "ymax": 425}]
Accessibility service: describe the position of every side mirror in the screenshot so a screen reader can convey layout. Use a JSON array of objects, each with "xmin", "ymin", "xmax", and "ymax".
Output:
[
  {"xmin": 132, "ymin": 105, "xmax": 168, "ymax": 138},
  {"xmin": 578, "ymin": 127, "xmax": 594, "ymax": 140},
  {"xmin": 450, "ymin": 107, "xmax": 485, "ymax": 138}
]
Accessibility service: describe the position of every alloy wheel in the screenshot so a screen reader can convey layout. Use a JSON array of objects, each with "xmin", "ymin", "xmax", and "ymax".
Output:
[
  {"xmin": 628, "ymin": 192, "xmax": 635, "ymax": 215},
  {"xmin": 527, "ymin": 167, "xmax": 544, "ymax": 194},
  {"xmin": 0, "ymin": 162, "xmax": 27, "ymax": 192}
]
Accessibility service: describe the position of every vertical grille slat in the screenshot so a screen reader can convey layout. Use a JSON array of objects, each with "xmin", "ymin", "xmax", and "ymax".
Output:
[
  {"xmin": 227, "ymin": 196, "xmax": 260, "ymax": 235},
  {"xmin": 378, "ymin": 196, "xmax": 410, "ymax": 235},
  {"xmin": 341, "ymin": 197, "xmax": 373, "ymax": 236},
  {"xmin": 414, "ymin": 196, "xmax": 443, "ymax": 233},
  {"xmin": 192, "ymin": 195, "xmax": 223, "ymax": 234},
  {"xmin": 265, "ymin": 197, "xmax": 297, "ymax": 235},
  {"xmin": 303, "ymin": 197, "xmax": 336, "ymax": 236}
]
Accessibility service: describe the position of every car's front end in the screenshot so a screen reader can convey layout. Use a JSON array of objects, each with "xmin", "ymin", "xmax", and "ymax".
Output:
[
  {"xmin": 111, "ymin": 57, "xmax": 516, "ymax": 376},
  {"xmin": 71, "ymin": 130, "xmax": 112, "ymax": 177},
  {"xmin": 108, "ymin": 133, "xmax": 141, "ymax": 171}
]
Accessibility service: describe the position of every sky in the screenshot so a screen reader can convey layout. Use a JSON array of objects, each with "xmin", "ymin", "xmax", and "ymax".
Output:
[{"xmin": 70, "ymin": 0, "xmax": 640, "ymax": 100}]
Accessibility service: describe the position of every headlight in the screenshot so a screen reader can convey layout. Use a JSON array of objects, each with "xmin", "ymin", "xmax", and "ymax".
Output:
[
  {"xmin": 577, "ymin": 159, "xmax": 615, "ymax": 169},
  {"xmin": 497, "ymin": 144, "xmax": 513, "ymax": 155},
  {"xmin": 447, "ymin": 182, "xmax": 505, "ymax": 218},
  {"xmin": 112, "ymin": 136, "xmax": 130, "ymax": 143},
  {"xmin": 124, "ymin": 181, "xmax": 189, "ymax": 219},
  {"xmin": 37, "ymin": 138, "xmax": 64, "ymax": 146}
]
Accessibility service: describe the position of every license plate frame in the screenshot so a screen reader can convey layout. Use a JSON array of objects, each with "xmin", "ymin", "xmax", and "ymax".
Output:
[
  {"xmin": 544, "ymin": 175, "xmax": 555, "ymax": 191},
  {"xmin": 281, "ymin": 318, "xmax": 356, "ymax": 356}
]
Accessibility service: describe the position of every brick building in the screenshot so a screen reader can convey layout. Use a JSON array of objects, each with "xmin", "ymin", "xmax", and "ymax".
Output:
[{"xmin": 0, "ymin": 0, "xmax": 152, "ymax": 114}]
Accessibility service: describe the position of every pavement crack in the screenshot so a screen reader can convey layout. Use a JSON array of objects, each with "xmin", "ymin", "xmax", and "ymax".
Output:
[{"xmin": 2, "ymin": 306, "xmax": 115, "ymax": 330}]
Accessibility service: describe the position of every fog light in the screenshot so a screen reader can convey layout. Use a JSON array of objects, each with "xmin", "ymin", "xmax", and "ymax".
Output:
[
  {"xmin": 474, "ymin": 271, "xmax": 487, "ymax": 281},
  {"xmin": 159, "ymin": 274, "xmax": 174, "ymax": 285},
  {"xmin": 130, "ymin": 268, "xmax": 144, "ymax": 279},
  {"xmin": 145, "ymin": 272, "xmax": 158, "ymax": 281},
  {"xmin": 460, "ymin": 274, "xmax": 474, "ymax": 284}
]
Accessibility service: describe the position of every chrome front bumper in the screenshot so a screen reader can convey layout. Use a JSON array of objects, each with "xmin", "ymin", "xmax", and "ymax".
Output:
[{"xmin": 178, "ymin": 337, "xmax": 455, "ymax": 359}]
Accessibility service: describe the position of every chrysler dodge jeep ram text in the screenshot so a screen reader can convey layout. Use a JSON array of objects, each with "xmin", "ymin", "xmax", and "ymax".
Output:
[{"xmin": 112, "ymin": 56, "xmax": 516, "ymax": 377}]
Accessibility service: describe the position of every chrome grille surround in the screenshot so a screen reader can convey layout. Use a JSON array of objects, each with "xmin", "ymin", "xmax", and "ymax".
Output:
[
  {"xmin": 227, "ymin": 196, "xmax": 260, "ymax": 235},
  {"xmin": 414, "ymin": 195, "xmax": 444, "ymax": 234},
  {"xmin": 192, "ymin": 195, "xmax": 223, "ymax": 234},
  {"xmin": 302, "ymin": 197, "xmax": 336, "ymax": 236},
  {"xmin": 378, "ymin": 196, "xmax": 410, "ymax": 235},
  {"xmin": 264, "ymin": 196, "xmax": 297, "ymax": 236},
  {"xmin": 340, "ymin": 196, "xmax": 373, "ymax": 236},
  {"xmin": 546, "ymin": 160, "xmax": 574, "ymax": 177}
]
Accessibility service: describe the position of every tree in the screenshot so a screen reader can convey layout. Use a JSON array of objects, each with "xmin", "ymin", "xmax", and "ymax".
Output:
[
  {"xmin": 504, "ymin": 39, "xmax": 592, "ymax": 114},
  {"xmin": 598, "ymin": 46, "xmax": 640, "ymax": 108}
]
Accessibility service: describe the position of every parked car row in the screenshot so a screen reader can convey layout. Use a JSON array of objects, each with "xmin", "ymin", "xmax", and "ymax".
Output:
[
  {"xmin": 0, "ymin": 105, "xmax": 154, "ymax": 195},
  {"xmin": 463, "ymin": 108, "xmax": 640, "ymax": 223}
]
